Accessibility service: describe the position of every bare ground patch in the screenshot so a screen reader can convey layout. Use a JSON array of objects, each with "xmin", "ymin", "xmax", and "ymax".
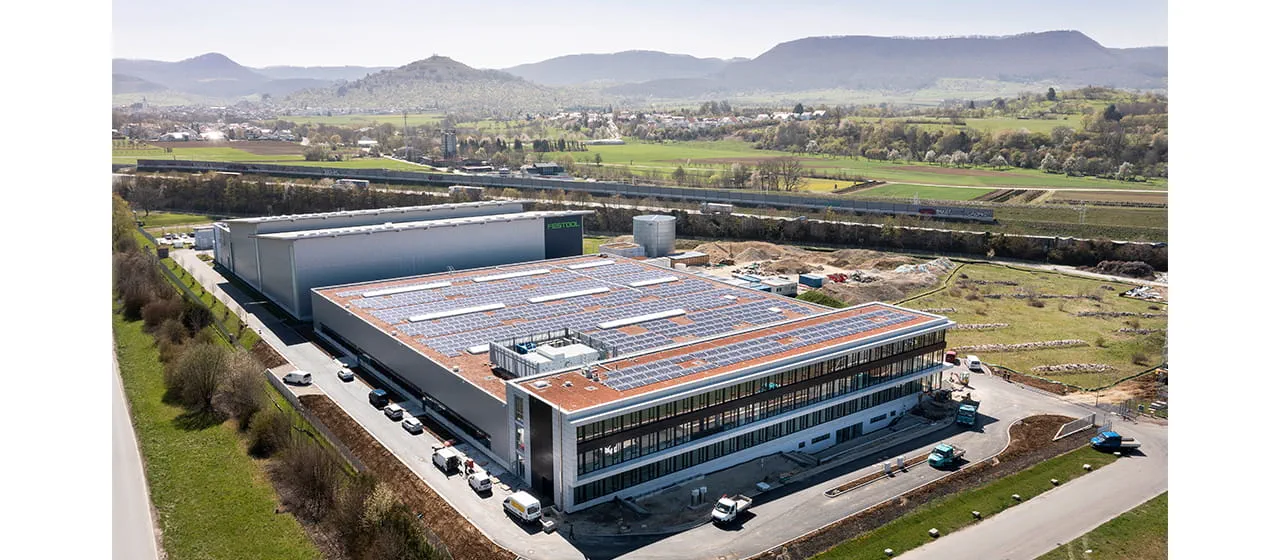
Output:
[{"xmin": 298, "ymin": 394, "xmax": 515, "ymax": 560}]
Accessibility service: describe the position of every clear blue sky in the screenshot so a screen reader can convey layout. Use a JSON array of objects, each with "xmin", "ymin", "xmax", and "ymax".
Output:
[{"xmin": 113, "ymin": 0, "xmax": 1167, "ymax": 68}]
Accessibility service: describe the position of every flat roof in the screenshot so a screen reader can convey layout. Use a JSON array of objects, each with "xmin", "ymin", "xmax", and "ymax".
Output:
[
  {"xmin": 226, "ymin": 200, "xmax": 520, "ymax": 225},
  {"xmin": 313, "ymin": 255, "xmax": 830, "ymax": 401},
  {"xmin": 254, "ymin": 211, "xmax": 591, "ymax": 240},
  {"xmin": 519, "ymin": 303, "xmax": 945, "ymax": 412}
]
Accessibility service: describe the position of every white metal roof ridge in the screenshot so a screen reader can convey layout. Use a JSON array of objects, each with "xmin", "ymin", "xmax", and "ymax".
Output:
[
  {"xmin": 567, "ymin": 259, "xmax": 616, "ymax": 270},
  {"xmin": 361, "ymin": 281, "xmax": 452, "ymax": 298},
  {"xmin": 253, "ymin": 211, "xmax": 589, "ymax": 239},
  {"xmin": 408, "ymin": 302, "xmax": 506, "ymax": 322},
  {"xmin": 628, "ymin": 276, "xmax": 680, "ymax": 287},
  {"xmin": 231, "ymin": 201, "xmax": 515, "ymax": 223},
  {"xmin": 527, "ymin": 286, "xmax": 610, "ymax": 303},
  {"xmin": 474, "ymin": 268, "xmax": 552, "ymax": 283},
  {"xmin": 598, "ymin": 309, "xmax": 686, "ymax": 330}
]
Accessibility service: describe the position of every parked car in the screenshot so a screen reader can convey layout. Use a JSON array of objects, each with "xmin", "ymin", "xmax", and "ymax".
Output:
[
  {"xmin": 283, "ymin": 370, "xmax": 312, "ymax": 385},
  {"xmin": 402, "ymin": 416, "xmax": 424, "ymax": 434},
  {"xmin": 337, "ymin": 367, "xmax": 355, "ymax": 382},
  {"xmin": 368, "ymin": 389, "xmax": 389, "ymax": 408},
  {"xmin": 383, "ymin": 403, "xmax": 405, "ymax": 421}
]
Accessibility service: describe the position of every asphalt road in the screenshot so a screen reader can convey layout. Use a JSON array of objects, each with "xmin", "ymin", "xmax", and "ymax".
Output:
[
  {"xmin": 168, "ymin": 249, "xmax": 1166, "ymax": 560},
  {"xmin": 900, "ymin": 417, "xmax": 1168, "ymax": 560},
  {"xmin": 112, "ymin": 350, "xmax": 162, "ymax": 560}
]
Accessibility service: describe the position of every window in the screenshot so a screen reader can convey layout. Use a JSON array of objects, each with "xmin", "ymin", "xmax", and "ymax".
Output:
[
  {"xmin": 871, "ymin": 414, "xmax": 887, "ymax": 423},
  {"xmin": 811, "ymin": 433, "xmax": 830, "ymax": 445}
]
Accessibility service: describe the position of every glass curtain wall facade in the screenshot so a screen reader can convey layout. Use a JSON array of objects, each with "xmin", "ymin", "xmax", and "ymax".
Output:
[{"xmin": 570, "ymin": 330, "xmax": 946, "ymax": 502}]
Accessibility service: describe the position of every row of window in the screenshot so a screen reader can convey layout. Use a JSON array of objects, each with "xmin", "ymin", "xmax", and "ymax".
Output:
[
  {"xmin": 576, "ymin": 331, "xmax": 945, "ymax": 444},
  {"xmin": 576, "ymin": 349, "xmax": 943, "ymax": 475},
  {"xmin": 572, "ymin": 376, "xmax": 933, "ymax": 505}
]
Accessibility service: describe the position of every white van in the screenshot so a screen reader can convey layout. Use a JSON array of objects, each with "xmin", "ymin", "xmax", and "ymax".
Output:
[
  {"xmin": 966, "ymin": 355, "xmax": 983, "ymax": 372},
  {"xmin": 467, "ymin": 470, "xmax": 492, "ymax": 494},
  {"xmin": 283, "ymin": 370, "xmax": 312, "ymax": 385},
  {"xmin": 504, "ymin": 491, "xmax": 542, "ymax": 523},
  {"xmin": 432, "ymin": 447, "xmax": 462, "ymax": 474}
]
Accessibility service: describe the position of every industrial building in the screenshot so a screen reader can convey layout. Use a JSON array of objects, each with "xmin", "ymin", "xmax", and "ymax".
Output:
[
  {"xmin": 310, "ymin": 254, "xmax": 952, "ymax": 512},
  {"xmin": 211, "ymin": 202, "xmax": 590, "ymax": 319}
]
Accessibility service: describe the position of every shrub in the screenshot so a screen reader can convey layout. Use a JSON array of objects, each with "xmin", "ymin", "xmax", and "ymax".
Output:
[
  {"xmin": 1131, "ymin": 351, "xmax": 1151, "ymax": 365},
  {"xmin": 277, "ymin": 443, "xmax": 343, "ymax": 521},
  {"xmin": 180, "ymin": 299, "xmax": 214, "ymax": 335},
  {"xmin": 156, "ymin": 318, "xmax": 188, "ymax": 346},
  {"xmin": 1027, "ymin": 298, "xmax": 1046, "ymax": 308},
  {"xmin": 141, "ymin": 296, "xmax": 184, "ymax": 330},
  {"xmin": 1095, "ymin": 336, "xmax": 1108, "ymax": 348},
  {"xmin": 964, "ymin": 292, "xmax": 981, "ymax": 301},
  {"xmin": 164, "ymin": 342, "xmax": 229, "ymax": 412},
  {"xmin": 248, "ymin": 408, "xmax": 293, "ymax": 458},
  {"xmin": 213, "ymin": 351, "xmax": 266, "ymax": 430}
]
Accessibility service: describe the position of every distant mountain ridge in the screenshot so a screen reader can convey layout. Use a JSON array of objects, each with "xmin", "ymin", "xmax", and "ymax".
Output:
[
  {"xmin": 610, "ymin": 31, "xmax": 1167, "ymax": 97},
  {"xmin": 503, "ymin": 50, "xmax": 740, "ymax": 86},
  {"xmin": 114, "ymin": 31, "xmax": 1166, "ymax": 108},
  {"xmin": 283, "ymin": 55, "xmax": 593, "ymax": 112}
]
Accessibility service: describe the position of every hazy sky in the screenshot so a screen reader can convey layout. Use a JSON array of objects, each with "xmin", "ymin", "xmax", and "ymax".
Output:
[{"xmin": 113, "ymin": 0, "xmax": 1167, "ymax": 69}]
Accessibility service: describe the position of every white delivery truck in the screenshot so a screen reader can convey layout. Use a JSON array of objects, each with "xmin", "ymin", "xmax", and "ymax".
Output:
[
  {"xmin": 432, "ymin": 447, "xmax": 462, "ymax": 474},
  {"xmin": 503, "ymin": 491, "xmax": 542, "ymax": 523}
]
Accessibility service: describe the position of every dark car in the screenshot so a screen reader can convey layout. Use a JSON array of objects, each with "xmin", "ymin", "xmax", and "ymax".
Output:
[{"xmin": 368, "ymin": 389, "xmax": 389, "ymax": 408}]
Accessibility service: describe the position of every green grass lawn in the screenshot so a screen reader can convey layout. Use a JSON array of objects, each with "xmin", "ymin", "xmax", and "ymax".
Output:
[
  {"xmin": 815, "ymin": 445, "xmax": 1121, "ymax": 560},
  {"xmin": 137, "ymin": 211, "xmax": 219, "ymax": 229},
  {"xmin": 903, "ymin": 264, "xmax": 1167, "ymax": 389},
  {"xmin": 1037, "ymin": 492, "xmax": 1168, "ymax": 560},
  {"xmin": 584, "ymin": 235, "xmax": 612, "ymax": 254},
  {"xmin": 113, "ymin": 145, "xmax": 306, "ymax": 165},
  {"xmin": 854, "ymin": 183, "xmax": 995, "ymax": 201},
  {"xmin": 113, "ymin": 310, "xmax": 319, "ymax": 560}
]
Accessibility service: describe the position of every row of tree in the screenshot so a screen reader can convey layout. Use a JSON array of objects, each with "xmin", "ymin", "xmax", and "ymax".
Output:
[{"xmin": 112, "ymin": 195, "xmax": 443, "ymax": 559}]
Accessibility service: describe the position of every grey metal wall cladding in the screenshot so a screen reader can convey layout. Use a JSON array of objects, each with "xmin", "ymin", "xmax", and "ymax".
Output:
[
  {"xmin": 255, "ymin": 236, "xmax": 299, "ymax": 317},
  {"xmin": 634, "ymin": 215, "xmax": 676, "ymax": 257},
  {"xmin": 250, "ymin": 201, "xmax": 523, "ymax": 234},
  {"xmin": 287, "ymin": 219, "xmax": 544, "ymax": 319},
  {"xmin": 543, "ymin": 217, "xmax": 584, "ymax": 259},
  {"xmin": 228, "ymin": 222, "xmax": 261, "ymax": 288},
  {"xmin": 311, "ymin": 296, "xmax": 512, "ymax": 461},
  {"xmin": 135, "ymin": 160, "xmax": 996, "ymax": 222}
]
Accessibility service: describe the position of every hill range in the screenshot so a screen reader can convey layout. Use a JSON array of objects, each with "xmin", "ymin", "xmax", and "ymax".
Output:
[{"xmin": 113, "ymin": 30, "xmax": 1166, "ymax": 109}]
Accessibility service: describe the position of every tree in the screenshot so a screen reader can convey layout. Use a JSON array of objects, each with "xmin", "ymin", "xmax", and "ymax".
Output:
[
  {"xmin": 951, "ymin": 150, "xmax": 970, "ymax": 167},
  {"xmin": 329, "ymin": 134, "xmax": 342, "ymax": 146},
  {"xmin": 1062, "ymin": 155, "xmax": 1084, "ymax": 176},
  {"xmin": 1046, "ymin": 87, "xmax": 1057, "ymax": 101},
  {"xmin": 213, "ymin": 350, "xmax": 266, "ymax": 430},
  {"xmin": 923, "ymin": 150, "xmax": 937, "ymax": 163},
  {"xmin": 1103, "ymin": 104, "xmax": 1123, "ymax": 122},
  {"xmin": 1116, "ymin": 161, "xmax": 1135, "ymax": 181},
  {"xmin": 793, "ymin": 103, "xmax": 804, "ymax": 114},
  {"xmin": 593, "ymin": 152, "xmax": 603, "ymax": 167},
  {"xmin": 1040, "ymin": 153, "xmax": 1060, "ymax": 173},
  {"xmin": 990, "ymin": 154, "xmax": 1009, "ymax": 169},
  {"xmin": 887, "ymin": 148, "xmax": 901, "ymax": 162},
  {"xmin": 672, "ymin": 165, "xmax": 687, "ymax": 185},
  {"xmin": 129, "ymin": 182, "xmax": 164, "ymax": 217},
  {"xmin": 165, "ymin": 342, "xmax": 229, "ymax": 413},
  {"xmin": 776, "ymin": 157, "xmax": 805, "ymax": 191}
]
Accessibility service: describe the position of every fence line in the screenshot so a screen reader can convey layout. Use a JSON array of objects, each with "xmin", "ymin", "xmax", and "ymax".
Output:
[
  {"xmin": 1053, "ymin": 413, "xmax": 1097, "ymax": 441},
  {"xmin": 263, "ymin": 371, "xmax": 367, "ymax": 473}
]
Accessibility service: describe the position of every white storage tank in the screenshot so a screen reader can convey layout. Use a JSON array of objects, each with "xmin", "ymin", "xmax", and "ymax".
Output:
[{"xmin": 633, "ymin": 215, "xmax": 676, "ymax": 258}]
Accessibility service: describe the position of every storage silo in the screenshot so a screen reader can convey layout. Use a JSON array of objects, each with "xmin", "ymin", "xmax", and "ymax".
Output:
[{"xmin": 633, "ymin": 215, "xmax": 676, "ymax": 257}]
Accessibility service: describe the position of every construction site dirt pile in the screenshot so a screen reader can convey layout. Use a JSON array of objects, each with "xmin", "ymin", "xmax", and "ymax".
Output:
[
  {"xmin": 761, "ymin": 258, "xmax": 817, "ymax": 274},
  {"xmin": 819, "ymin": 272, "xmax": 939, "ymax": 307}
]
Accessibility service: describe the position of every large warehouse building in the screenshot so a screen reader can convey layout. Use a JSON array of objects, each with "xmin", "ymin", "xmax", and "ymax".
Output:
[
  {"xmin": 311, "ymin": 254, "xmax": 953, "ymax": 512},
  {"xmin": 211, "ymin": 202, "xmax": 590, "ymax": 319}
]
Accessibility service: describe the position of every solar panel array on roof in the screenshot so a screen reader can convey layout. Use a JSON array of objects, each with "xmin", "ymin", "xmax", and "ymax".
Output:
[
  {"xmin": 328, "ymin": 258, "xmax": 822, "ymax": 361},
  {"xmin": 599, "ymin": 307, "xmax": 922, "ymax": 392}
]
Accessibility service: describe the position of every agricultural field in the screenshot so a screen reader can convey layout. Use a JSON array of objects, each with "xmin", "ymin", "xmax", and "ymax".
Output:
[
  {"xmin": 111, "ymin": 141, "xmax": 429, "ymax": 171},
  {"xmin": 854, "ymin": 183, "xmax": 995, "ymax": 201},
  {"xmin": 548, "ymin": 139, "xmax": 1166, "ymax": 191},
  {"xmin": 903, "ymin": 263, "xmax": 1167, "ymax": 389},
  {"xmin": 1047, "ymin": 190, "xmax": 1169, "ymax": 206},
  {"xmin": 268, "ymin": 112, "xmax": 444, "ymax": 127}
]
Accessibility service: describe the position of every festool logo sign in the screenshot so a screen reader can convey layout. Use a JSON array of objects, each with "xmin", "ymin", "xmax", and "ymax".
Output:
[{"xmin": 546, "ymin": 219, "xmax": 580, "ymax": 230}]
